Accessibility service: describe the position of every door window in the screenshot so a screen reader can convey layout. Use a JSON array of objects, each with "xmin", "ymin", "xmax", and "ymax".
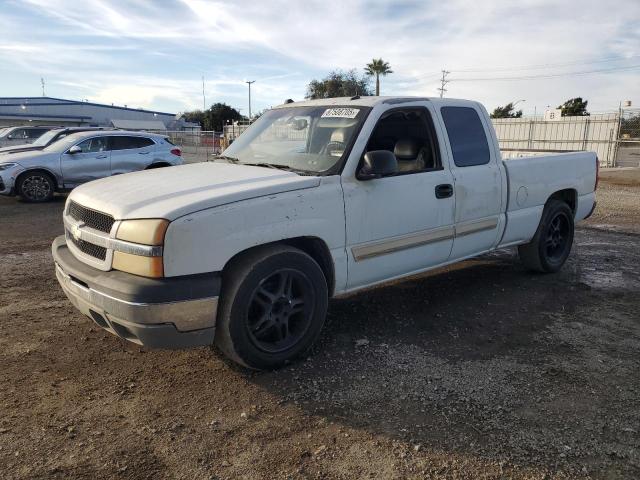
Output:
[
  {"xmin": 9, "ymin": 128, "xmax": 27, "ymax": 139},
  {"xmin": 109, "ymin": 136, "xmax": 155, "ymax": 150},
  {"xmin": 440, "ymin": 107, "xmax": 490, "ymax": 167},
  {"xmin": 363, "ymin": 108, "xmax": 442, "ymax": 175},
  {"xmin": 74, "ymin": 137, "xmax": 108, "ymax": 153},
  {"xmin": 26, "ymin": 128, "xmax": 48, "ymax": 139}
]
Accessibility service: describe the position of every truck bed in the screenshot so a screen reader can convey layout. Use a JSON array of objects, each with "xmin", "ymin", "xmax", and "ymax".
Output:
[{"xmin": 499, "ymin": 152, "xmax": 597, "ymax": 247}]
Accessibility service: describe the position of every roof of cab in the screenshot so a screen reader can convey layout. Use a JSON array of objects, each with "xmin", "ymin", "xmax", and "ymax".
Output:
[{"xmin": 273, "ymin": 96, "xmax": 440, "ymax": 109}]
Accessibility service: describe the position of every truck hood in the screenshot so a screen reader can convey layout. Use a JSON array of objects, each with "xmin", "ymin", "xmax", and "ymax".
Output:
[{"xmin": 69, "ymin": 162, "xmax": 322, "ymax": 220}]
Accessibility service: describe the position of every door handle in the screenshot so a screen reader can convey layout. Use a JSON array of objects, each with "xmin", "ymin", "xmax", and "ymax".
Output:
[
  {"xmin": 138, "ymin": 151, "xmax": 150, "ymax": 155},
  {"xmin": 96, "ymin": 154, "xmax": 108, "ymax": 159},
  {"xmin": 435, "ymin": 184, "xmax": 454, "ymax": 199}
]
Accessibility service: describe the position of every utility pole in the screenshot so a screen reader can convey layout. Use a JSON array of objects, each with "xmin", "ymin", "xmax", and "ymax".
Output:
[
  {"xmin": 437, "ymin": 70, "xmax": 450, "ymax": 98},
  {"xmin": 41, "ymin": 77, "xmax": 45, "ymax": 97},
  {"xmin": 202, "ymin": 76, "xmax": 206, "ymax": 111},
  {"xmin": 246, "ymin": 80, "xmax": 255, "ymax": 121}
]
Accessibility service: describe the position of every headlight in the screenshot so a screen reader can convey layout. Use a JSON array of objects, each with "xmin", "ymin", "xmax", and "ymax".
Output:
[
  {"xmin": 0, "ymin": 162, "xmax": 18, "ymax": 171},
  {"xmin": 116, "ymin": 219, "xmax": 168, "ymax": 245},
  {"xmin": 112, "ymin": 219, "xmax": 169, "ymax": 278}
]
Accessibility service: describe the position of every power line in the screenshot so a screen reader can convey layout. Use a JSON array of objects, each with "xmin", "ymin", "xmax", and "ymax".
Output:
[
  {"xmin": 450, "ymin": 64, "xmax": 640, "ymax": 82},
  {"xmin": 452, "ymin": 54, "xmax": 640, "ymax": 73},
  {"xmin": 408, "ymin": 55, "xmax": 640, "ymax": 83}
]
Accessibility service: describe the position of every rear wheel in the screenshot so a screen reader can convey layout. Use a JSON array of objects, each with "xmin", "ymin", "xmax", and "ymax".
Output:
[
  {"xmin": 518, "ymin": 199, "xmax": 574, "ymax": 273},
  {"xmin": 215, "ymin": 245, "xmax": 328, "ymax": 370},
  {"xmin": 17, "ymin": 171, "xmax": 55, "ymax": 203}
]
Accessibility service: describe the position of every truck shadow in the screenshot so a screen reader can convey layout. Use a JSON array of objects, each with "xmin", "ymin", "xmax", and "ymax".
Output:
[{"xmin": 248, "ymin": 245, "xmax": 623, "ymax": 473}]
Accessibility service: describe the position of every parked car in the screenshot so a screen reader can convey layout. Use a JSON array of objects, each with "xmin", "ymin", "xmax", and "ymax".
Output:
[
  {"xmin": 0, "ymin": 125, "xmax": 58, "ymax": 147},
  {"xmin": 0, "ymin": 130, "xmax": 182, "ymax": 202},
  {"xmin": 0, "ymin": 127, "xmax": 115, "ymax": 155},
  {"xmin": 52, "ymin": 96, "xmax": 598, "ymax": 369}
]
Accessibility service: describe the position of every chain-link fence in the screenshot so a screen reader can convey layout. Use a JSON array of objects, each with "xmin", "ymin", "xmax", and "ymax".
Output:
[
  {"xmin": 617, "ymin": 108, "xmax": 640, "ymax": 168},
  {"xmin": 162, "ymin": 131, "xmax": 223, "ymax": 164}
]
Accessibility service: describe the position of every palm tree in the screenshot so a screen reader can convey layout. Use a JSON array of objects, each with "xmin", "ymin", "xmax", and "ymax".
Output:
[{"xmin": 365, "ymin": 58, "xmax": 393, "ymax": 96}]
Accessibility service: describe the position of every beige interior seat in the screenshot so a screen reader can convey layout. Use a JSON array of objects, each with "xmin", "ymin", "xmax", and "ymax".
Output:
[{"xmin": 394, "ymin": 138, "xmax": 427, "ymax": 172}]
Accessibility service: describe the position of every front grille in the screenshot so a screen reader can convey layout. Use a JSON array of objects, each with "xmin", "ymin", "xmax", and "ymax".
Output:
[
  {"xmin": 67, "ymin": 231, "xmax": 107, "ymax": 260},
  {"xmin": 67, "ymin": 201, "xmax": 114, "ymax": 233}
]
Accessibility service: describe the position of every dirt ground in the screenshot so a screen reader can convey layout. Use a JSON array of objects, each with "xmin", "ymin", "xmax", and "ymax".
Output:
[{"xmin": 1, "ymin": 170, "xmax": 639, "ymax": 480}]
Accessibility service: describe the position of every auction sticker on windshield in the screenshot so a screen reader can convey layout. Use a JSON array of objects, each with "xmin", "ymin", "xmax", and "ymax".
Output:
[{"xmin": 321, "ymin": 108, "xmax": 360, "ymax": 118}]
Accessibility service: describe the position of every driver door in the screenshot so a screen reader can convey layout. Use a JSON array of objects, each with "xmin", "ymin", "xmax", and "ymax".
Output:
[
  {"xmin": 342, "ymin": 105, "xmax": 456, "ymax": 290},
  {"xmin": 60, "ymin": 136, "xmax": 111, "ymax": 187}
]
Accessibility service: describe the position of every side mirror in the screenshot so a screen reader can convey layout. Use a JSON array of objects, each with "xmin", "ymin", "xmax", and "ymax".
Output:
[
  {"xmin": 68, "ymin": 145, "xmax": 82, "ymax": 154},
  {"xmin": 357, "ymin": 150, "xmax": 397, "ymax": 180}
]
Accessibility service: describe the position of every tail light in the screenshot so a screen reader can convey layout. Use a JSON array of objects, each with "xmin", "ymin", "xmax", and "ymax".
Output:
[
  {"xmin": 595, "ymin": 156, "xmax": 599, "ymax": 190},
  {"xmin": 170, "ymin": 148, "xmax": 181, "ymax": 157}
]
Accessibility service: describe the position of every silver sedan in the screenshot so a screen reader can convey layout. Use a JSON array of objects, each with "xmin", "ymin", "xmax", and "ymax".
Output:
[{"xmin": 0, "ymin": 130, "xmax": 182, "ymax": 202}]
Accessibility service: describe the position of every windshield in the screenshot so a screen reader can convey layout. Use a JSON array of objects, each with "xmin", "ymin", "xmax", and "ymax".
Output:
[
  {"xmin": 223, "ymin": 105, "xmax": 369, "ymax": 174},
  {"xmin": 32, "ymin": 129, "xmax": 61, "ymax": 146},
  {"xmin": 44, "ymin": 133, "xmax": 86, "ymax": 152}
]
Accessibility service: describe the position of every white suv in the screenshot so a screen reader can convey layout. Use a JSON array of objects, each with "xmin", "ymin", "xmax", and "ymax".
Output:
[{"xmin": 0, "ymin": 130, "xmax": 182, "ymax": 202}]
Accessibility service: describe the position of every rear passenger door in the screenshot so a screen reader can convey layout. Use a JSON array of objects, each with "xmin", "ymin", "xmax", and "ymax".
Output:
[
  {"xmin": 438, "ymin": 104, "xmax": 505, "ymax": 259},
  {"xmin": 60, "ymin": 136, "xmax": 111, "ymax": 186},
  {"xmin": 108, "ymin": 135, "xmax": 156, "ymax": 174}
]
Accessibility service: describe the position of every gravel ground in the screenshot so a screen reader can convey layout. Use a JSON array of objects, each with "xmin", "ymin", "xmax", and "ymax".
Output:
[{"xmin": 1, "ymin": 170, "xmax": 639, "ymax": 479}]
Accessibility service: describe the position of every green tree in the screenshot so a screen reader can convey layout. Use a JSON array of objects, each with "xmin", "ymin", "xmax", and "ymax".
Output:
[
  {"xmin": 182, "ymin": 103, "xmax": 244, "ymax": 131},
  {"xmin": 364, "ymin": 58, "xmax": 393, "ymax": 96},
  {"xmin": 558, "ymin": 97, "xmax": 589, "ymax": 117},
  {"xmin": 490, "ymin": 102, "xmax": 523, "ymax": 119},
  {"xmin": 305, "ymin": 69, "xmax": 373, "ymax": 99}
]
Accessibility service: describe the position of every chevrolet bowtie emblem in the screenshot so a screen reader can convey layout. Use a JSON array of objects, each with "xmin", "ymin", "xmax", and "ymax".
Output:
[{"xmin": 71, "ymin": 222, "xmax": 84, "ymax": 241}]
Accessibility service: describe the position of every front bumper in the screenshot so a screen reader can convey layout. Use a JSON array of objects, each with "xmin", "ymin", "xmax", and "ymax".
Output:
[
  {"xmin": 0, "ymin": 171, "xmax": 16, "ymax": 195},
  {"xmin": 52, "ymin": 235, "xmax": 219, "ymax": 349}
]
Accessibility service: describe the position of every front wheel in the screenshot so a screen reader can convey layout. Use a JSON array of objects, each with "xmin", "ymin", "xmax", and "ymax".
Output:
[
  {"xmin": 215, "ymin": 245, "xmax": 328, "ymax": 369},
  {"xmin": 17, "ymin": 171, "xmax": 55, "ymax": 203},
  {"xmin": 518, "ymin": 199, "xmax": 574, "ymax": 273}
]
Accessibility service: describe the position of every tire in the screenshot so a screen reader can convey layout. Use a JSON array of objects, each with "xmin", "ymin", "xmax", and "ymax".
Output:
[
  {"xmin": 518, "ymin": 199, "xmax": 574, "ymax": 273},
  {"xmin": 17, "ymin": 171, "xmax": 55, "ymax": 203},
  {"xmin": 215, "ymin": 245, "xmax": 328, "ymax": 370}
]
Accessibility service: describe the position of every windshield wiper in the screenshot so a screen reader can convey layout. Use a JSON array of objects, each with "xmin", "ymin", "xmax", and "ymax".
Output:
[
  {"xmin": 241, "ymin": 162, "xmax": 309, "ymax": 174},
  {"xmin": 242, "ymin": 162, "xmax": 286, "ymax": 170},
  {"xmin": 212, "ymin": 154, "xmax": 239, "ymax": 163}
]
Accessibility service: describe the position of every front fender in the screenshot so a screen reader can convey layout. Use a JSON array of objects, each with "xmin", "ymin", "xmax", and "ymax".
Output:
[
  {"xmin": 162, "ymin": 177, "xmax": 347, "ymax": 288},
  {"xmin": 15, "ymin": 165, "xmax": 63, "ymax": 190}
]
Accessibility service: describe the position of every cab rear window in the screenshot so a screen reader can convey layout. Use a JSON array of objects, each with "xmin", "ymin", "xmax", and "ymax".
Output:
[{"xmin": 441, "ymin": 107, "xmax": 490, "ymax": 167}]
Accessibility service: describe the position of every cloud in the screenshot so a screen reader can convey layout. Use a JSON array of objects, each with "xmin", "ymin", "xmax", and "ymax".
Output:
[{"xmin": 1, "ymin": 0, "xmax": 639, "ymax": 113}]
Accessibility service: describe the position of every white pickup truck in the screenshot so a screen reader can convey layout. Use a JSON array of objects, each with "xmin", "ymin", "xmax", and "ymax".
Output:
[{"xmin": 52, "ymin": 96, "xmax": 598, "ymax": 369}]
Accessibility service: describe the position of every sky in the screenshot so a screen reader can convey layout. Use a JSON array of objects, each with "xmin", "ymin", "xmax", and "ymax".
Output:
[{"xmin": 0, "ymin": 0, "xmax": 639, "ymax": 116}]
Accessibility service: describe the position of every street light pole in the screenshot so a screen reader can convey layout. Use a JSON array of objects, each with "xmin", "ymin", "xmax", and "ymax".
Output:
[{"xmin": 246, "ymin": 80, "xmax": 255, "ymax": 121}]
